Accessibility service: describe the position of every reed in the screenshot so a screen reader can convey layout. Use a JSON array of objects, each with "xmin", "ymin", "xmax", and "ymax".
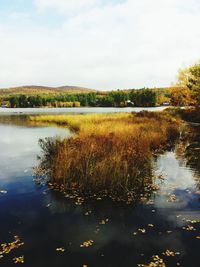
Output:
[{"xmin": 32, "ymin": 111, "xmax": 180, "ymax": 201}]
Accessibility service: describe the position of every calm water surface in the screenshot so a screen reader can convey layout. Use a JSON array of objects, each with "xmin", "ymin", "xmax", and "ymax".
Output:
[
  {"xmin": 0, "ymin": 106, "xmax": 168, "ymax": 115},
  {"xmin": 0, "ymin": 117, "xmax": 200, "ymax": 267}
]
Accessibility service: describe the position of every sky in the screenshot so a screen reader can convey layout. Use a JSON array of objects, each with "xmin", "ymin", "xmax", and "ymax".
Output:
[{"xmin": 0, "ymin": 0, "xmax": 199, "ymax": 90}]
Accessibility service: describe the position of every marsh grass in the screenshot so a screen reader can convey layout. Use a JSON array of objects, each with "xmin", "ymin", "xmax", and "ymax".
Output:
[{"xmin": 32, "ymin": 111, "xmax": 180, "ymax": 202}]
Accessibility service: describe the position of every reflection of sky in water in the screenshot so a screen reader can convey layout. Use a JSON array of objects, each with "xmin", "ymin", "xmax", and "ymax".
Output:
[
  {"xmin": 156, "ymin": 152, "xmax": 196, "ymax": 191},
  {"xmin": 154, "ymin": 151, "xmax": 200, "ymax": 229},
  {"xmin": 0, "ymin": 124, "xmax": 70, "ymax": 183},
  {"xmin": 155, "ymin": 151, "xmax": 197, "ymax": 208}
]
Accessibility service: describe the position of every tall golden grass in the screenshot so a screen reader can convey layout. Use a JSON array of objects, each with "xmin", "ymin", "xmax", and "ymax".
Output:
[{"xmin": 32, "ymin": 111, "xmax": 180, "ymax": 201}]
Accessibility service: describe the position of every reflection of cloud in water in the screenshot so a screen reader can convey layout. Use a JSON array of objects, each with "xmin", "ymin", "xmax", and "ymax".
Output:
[
  {"xmin": 155, "ymin": 151, "xmax": 197, "ymax": 208},
  {"xmin": 154, "ymin": 151, "xmax": 200, "ymax": 230},
  {"xmin": 156, "ymin": 152, "xmax": 196, "ymax": 192},
  {"xmin": 0, "ymin": 124, "xmax": 70, "ymax": 183}
]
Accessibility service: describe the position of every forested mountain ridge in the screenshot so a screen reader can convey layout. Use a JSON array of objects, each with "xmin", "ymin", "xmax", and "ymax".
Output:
[{"xmin": 0, "ymin": 85, "xmax": 97, "ymax": 96}]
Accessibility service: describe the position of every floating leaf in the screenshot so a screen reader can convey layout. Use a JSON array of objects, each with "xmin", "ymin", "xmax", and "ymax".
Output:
[
  {"xmin": 0, "ymin": 236, "xmax": 24, "ymax": 259},
  {"xmin": 162, "ymin": 249, "xmax": 175, "ymax": 257},
  {"xmin": 138, "ymin": 228, "xmax": 146, "ymax": 234},
  {"xmin": 99, "ymin": 219, "xmax": 109, "ymax": 225},
  {"xmin": 56, "ymin": 247, "xmax": 65, "ymax": 252},
  {"xmin": 80, "ymin": 240, "xmax": 94, "ymax": 248},
  {"xmin": 138, "ymin": 255, "xmax": 166, "ymax": 267},
  {"xmin": 182, "ymin": 225, "xmax": 196, "ymax": 231},
  {"xmin": 13, "ymin": 256, "xmax": 24, "ymax": 264},
  {"xmin": 167, "ymin": 194, "xmax": 177, "ymax": 202}
]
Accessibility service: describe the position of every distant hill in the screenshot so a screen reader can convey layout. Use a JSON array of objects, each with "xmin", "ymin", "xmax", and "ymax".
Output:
[
  {"xmin": 0, "ymin": 85, "xmax": 97, "ymax": 96},
  {"xmin": 0, "ymin": 85, "xmax": 182, "ymax": 98}
]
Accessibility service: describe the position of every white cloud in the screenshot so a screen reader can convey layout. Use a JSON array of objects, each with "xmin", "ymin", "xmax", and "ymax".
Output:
[
  {"xmin": 34, "ymin": 0, "xmax": 126, "ymax": 14},
  {"xmin": 35, "ymin": 0, "xmax": 99, "ymax": 14},
  {"xmin": 0, "ymin": 0, "xmax": 200, "ymax": 89}
]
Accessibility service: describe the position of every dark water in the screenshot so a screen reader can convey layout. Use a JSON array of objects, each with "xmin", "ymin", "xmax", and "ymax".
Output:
[{"xmin": 0, "ymin": 119, "xmax": 200, "ymax": 267}]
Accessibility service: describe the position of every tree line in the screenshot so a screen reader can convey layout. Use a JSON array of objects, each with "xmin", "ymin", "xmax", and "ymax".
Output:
[
  {"xmin": 5, "ymin": 89, "xmax": 157, "ymax": 108},
  {"xmin": 4, "ymin": 77, "xmax": 199, "ymax": 108}
]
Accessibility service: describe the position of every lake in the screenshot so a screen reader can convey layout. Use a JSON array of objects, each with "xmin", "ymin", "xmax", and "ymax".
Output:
[
  {"xmin": 0, "ymin": 106, "xmax": 168, "ymax": 115},
  {"xmin": 0, "ymin": 114, "xmax": 199, "ymax": 267}
]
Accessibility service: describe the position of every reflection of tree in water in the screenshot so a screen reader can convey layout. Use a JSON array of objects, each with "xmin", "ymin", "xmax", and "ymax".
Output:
[
  {"xmin": 0, "ymin": 115, "xmax": 70, "ymax": 133},
  {"xmin": 0, "ymin": 115, "xmax": 29, "ymax": 126},
  {"xmin": 176, "ymin": 125, "xmax": 200, "ymax": 186},
  {"xmin": 0, "ymin": 114, "xmax": 46, "ymax": 128}
]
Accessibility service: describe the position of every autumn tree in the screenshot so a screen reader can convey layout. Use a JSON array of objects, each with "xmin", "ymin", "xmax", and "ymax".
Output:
[
  {"xmin": 170, "ymin": 87, "xmax": 193, "ymax": 106},
  {"xmin": 176, "ymin": 61, "xmax": 200, "ymax": 108}
]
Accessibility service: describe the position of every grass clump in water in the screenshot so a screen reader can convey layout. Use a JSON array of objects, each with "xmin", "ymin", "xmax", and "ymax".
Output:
[{"xmin": 32, "ymin": 111, "xmax": 180, "ymax": 202}]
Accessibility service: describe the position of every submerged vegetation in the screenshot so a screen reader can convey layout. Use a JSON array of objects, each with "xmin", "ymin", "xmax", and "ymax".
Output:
[{"xmin": 32, "ymin": 111, "xmax": 180, "ymax": 202}]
